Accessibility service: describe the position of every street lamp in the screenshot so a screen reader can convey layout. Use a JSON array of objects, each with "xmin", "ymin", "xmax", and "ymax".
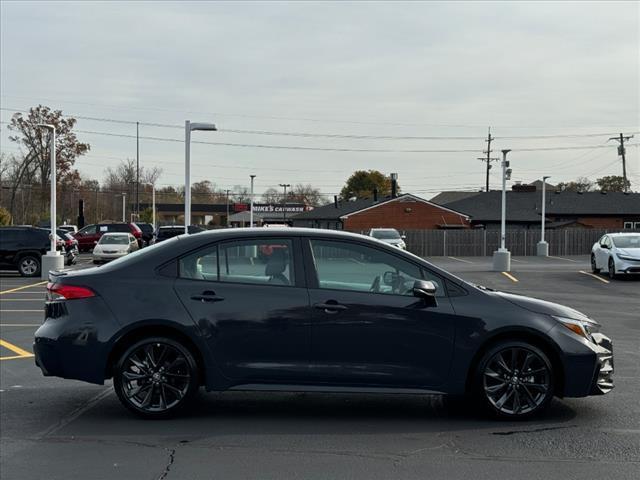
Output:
[
  {"xmin": 537, "ymin": 176, "xmax": 551, "ymax": 256},
  {"xmin": 250, "ymin": 175, "xmax": 256, "ymax": 227},
  {"xmin": 279, "ymin": 183, "xmax": 291, "ymax": 223},
  {"xmin": 36, "ymin": 124, "xmax": 64, "ymax": 278},
  {"xmin": 121, "ymin": 193, "xmax": 126, "ymax": 222},
  {"xmin": 492, "ymin": 149, "xmax": 511, "ymax": 272},
  {"xmin": 185, "ymin": 120, "xmax": 217, "ymax": 233}
]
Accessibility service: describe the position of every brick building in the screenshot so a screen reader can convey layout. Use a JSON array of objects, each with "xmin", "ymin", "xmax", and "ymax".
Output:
[{"xmin": 291, "ymin": 194, "xmax": 471, "ymax": 231}]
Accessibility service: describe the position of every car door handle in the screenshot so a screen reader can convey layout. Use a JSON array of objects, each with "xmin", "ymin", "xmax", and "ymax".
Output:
[
  {"xmin": 314, "ymin": 302, "xmax": 347, "ymax": 313},
  {"xmin": 191, "ymin": 291, "xmax": 224, "ymax": 303}
]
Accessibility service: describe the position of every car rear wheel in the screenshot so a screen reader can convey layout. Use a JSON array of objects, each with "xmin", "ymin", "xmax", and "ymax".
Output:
[
  {"xmin": 608, "ymin": 258, "xmax": 617, "ymax": 279},
  {"xmin": 114, "ymin": 337, "xmax": 199, "ymax": 419},
  {"xmin": 591, "ymin": 254, "xmax": 600, "ymax": 274},
  {"xmin": 18, "ymin": 255, "xmax": 41, "ymax": 277},
  {"xmin": 474, "ymin": 341, "xmax": 554, "ymax": 419}
]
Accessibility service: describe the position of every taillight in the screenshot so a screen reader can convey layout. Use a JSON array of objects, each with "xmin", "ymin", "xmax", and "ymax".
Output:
[{"xmin": 46, "ymin": 282, "xmax": 96, "ymax": 301}]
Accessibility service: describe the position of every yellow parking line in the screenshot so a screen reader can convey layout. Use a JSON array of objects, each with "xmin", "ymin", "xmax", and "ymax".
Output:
[
  {"xmin": 0, "ymin": 281, "xmax": 47, "ymax": 295},
  {"xmin": 447, "ymin": 256, "xmax": 474, "ymax": 264},
  {"xmin": 501, "ymin": 272, "xmax": 519, "ymax": 283},
  {"xmin": 579, "ymin": 270, "xmax": 610, "ymax": 284},
  {"xmin": 548, "ymin": 256, "xmax": 578, "ymax": 263},
  {"xmin": 0, "ymin": 338, "xmax": 34, "ymax": 360}
]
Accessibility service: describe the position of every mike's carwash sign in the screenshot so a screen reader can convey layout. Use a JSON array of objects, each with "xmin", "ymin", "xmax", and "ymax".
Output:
[{"xmin": 233, "ymin": 203, "xmax": 311, "ymax": 213}]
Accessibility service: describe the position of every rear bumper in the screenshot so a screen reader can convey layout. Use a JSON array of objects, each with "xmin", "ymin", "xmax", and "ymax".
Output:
[{"xmin": 34, "ymin": 298, "xmax": 120, "ymax": 384}]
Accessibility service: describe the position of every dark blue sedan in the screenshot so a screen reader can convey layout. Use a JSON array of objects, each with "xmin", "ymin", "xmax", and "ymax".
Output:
[{"xmin": 35, "ymin": 228, "xmax": 613, "ymax": 419}]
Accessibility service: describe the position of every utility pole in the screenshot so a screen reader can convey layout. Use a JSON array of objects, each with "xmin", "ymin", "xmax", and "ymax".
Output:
[
  {"xmin": 478, "ymin": 127, "xmax": 499, "ymax": 192},
  {"xmin": 250, "ymin": 175, "xmax": 256, "ymax": 227},
  {"xmin": 136, "ymin": 121, "xmax": 140, "ymax": 218},
  {"xmin": 608, "ymin": 133, "xmax": 634, "ymax": 192},
  {"xmin": 225, "ymin": 189, "xmax": 230, "ymax": 227},
  {"xmin": 279, "ymin": 183, "xmax": 290, "ymax": 223}
]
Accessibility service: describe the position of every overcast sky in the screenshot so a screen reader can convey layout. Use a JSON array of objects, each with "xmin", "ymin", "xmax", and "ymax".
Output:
[{"xmin": 1, "ymin": 0, "xmax": 638, "ymax": 198}]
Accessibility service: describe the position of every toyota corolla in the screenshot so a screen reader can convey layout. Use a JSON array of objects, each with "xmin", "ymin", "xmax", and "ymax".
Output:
[{"xmin": 35, "ymin": 228, "xmax": 613, "ymax": 419}]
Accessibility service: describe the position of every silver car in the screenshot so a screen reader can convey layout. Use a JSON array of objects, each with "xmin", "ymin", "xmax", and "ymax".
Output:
[
  {"xmin": 591, "ymin": 232, "xmax": 640, "ymax": 279},
  {"xmin": 92, "ymin": 232, "xmax": 139, "ymax": 264}
]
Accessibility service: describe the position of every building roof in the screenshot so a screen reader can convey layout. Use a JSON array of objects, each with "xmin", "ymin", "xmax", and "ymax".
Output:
[
  {"xmin": 429, "ymin": 191, "xmax": 482, "ymax": 205},
  {"xmin": 291, "ymin": 193, "xmax": 470, "ymax": 222},
  {"xmin": 440, "ymin": 191, "xmax": 640, "ymax": 223}
]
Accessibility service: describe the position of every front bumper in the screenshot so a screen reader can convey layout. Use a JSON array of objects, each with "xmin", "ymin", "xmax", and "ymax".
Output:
[
  {"xmin": 615, "ymin": 257, "xmax": 640, "ymax": 274},
  {"xmin": 590, "ymin": 332, "xmax": 614, "ymax": 394}
]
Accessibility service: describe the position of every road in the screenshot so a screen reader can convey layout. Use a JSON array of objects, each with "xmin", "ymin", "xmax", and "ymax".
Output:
[{"xmin": 1, "ymin": 254, "xmax": 639, "ymax": 479}]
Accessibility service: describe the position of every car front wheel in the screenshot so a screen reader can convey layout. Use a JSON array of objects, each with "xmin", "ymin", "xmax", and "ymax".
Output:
[
  {"xmin": 113, "ymin": 337, "xmax": 199, "ymax": 419},
  {"xmin": 475, "ymin": 341, "xmax": 554, "ymax": 418},
  {"xmin": 591, "ymin": 254, "xmax": 600, "ymax": 274},
  {"xmin": 608, "ymin": 258, "xmax": 617, "ymax": 279},
  {"xmin": 18, "ymin": 255, "xmax": 41, "ymax": 277}
]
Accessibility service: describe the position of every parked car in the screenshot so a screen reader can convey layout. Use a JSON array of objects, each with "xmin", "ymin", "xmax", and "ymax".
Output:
[
  {"xmin": 53, "ymin": 229, "xmax": 79, "ymax": 266},
  {"xmin": 92, "ymin": 232, "xmax": 139, "ymax": 264},
  {"xmin": 36, "ymin": 228, "xmax": 613, "ymax": 419},
  {"xmin": 153, "ymin": 225, "xmax": 205, "ymax": 244},
  {"xmin": 136, "ymin": 222, "xmax": 155, "ymax": 246},
  {"xmin": 59, "ymin": 225, "xmax": 78, "ymax": 234},
  {"xmin": 73, "ymin": 222, "xmax": 143, "ymax": 252},
  {"xmin": 591, "ymin": 232, "xmax": 640, "ymax": 278},
  {"xmin": 0, "ymin": 226, "xmax": 65, "ymax": 276},
  {"xmin": 368, "ymin": 228, "xmax": 407, "ymax": 249}
]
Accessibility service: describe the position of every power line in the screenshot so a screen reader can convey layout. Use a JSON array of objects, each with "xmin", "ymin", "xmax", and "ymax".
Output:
[{"xmin": 2, "ymin": 107, "xmax": 637, "ymax": 141}]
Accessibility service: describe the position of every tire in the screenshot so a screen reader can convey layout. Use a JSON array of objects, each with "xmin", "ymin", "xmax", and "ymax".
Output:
[
  {"xmin": 473, "ymin": 341, "xmax": 554, "ymax": 419},
  {"xmin": 591, "ymin": 254, "xmax": 600, "ymax": 274},
  {"xmin": 18, "ymin": 255, "xmax": 41, "ymax": 277},
  {"xmin": 113, "ymin": 337, "xmax": 200, "ymax": 419},
  {"xmin": 608, "ymin": 258, "xmax": 617, "ymax": 280}
]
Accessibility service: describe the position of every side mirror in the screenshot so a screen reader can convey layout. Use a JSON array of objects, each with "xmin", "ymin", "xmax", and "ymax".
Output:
[
  {"xmin": 382, "ymin": 271, "xmax": 397, "ymax": 286},
  {"xmin": 600, "ymin": 242, "xmax": 608, "ymax": 249},
  {"xmin": 401, "ymin": 234, "xmax": 406, "ymax": 240},
  {"xmin": 413, "ymin": 280, "xmax": 438, "ymax": 306},
  {"xmin": 94, "ymin": 240, "xmax": 98, "ymax": 245}
]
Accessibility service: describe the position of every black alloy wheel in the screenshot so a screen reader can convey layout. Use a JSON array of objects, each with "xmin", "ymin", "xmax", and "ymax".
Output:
[
  {"xmin": 591, "ymin": 255, "xmax": 600, "ymax": 274},
  {"xmin": 477, "ymin": 342, "xmax": 554, "ymax": 418},
  {"xmin": 114, "ymin": 337, "xmax": 199, "ymax": 418},
  {"xmin": 608, "ymin": 258, "xmax": 616, "ymax": 280},
  {"xmin": 19, "ymin": 255, "xmax": 40, "ymax": 277}
]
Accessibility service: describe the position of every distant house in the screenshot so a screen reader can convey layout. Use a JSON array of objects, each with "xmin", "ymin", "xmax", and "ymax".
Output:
[
  {"xmin": 291, "ymin": 193, "xmax": 471, "ymax": 231},
  {"xmin": 433, "ymin": 191, "xmax": 640, "ymax": 230}
]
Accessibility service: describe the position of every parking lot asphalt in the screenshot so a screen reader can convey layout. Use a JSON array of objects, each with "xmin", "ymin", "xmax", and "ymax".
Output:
[{"xmin": 1, "ymin": 254, "xmax": 639, "ymax": 479}]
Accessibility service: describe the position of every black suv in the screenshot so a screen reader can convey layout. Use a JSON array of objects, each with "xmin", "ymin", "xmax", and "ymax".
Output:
[
  {"xmin": 0, "ymin": 226, "xmax": 64, "ymax": 277},
  {"xmin": 153, "ymin": 225, "xmax": 205, "ymax": 244}
]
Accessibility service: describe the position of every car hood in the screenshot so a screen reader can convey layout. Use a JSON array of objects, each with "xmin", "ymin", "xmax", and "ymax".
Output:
[
  {"xmin": 617, "ymin": 247, "xmax": 640, "ymax": 257},
  {"xmin": 491, "ymin": 290, "xmax": 593, "ymax": 323}
]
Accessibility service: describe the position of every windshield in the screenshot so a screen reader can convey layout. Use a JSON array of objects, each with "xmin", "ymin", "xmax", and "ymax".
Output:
[
  {"xmin": 99, "ymin": 235, "xmax": 129, "ymax": 245},
  {"xmin": 613, "ymin": 235, "xmax": 640, "ymax": 248},
  {"xmin": 371, "ymin": 229, "xmax": 401, "ymax": 240}
]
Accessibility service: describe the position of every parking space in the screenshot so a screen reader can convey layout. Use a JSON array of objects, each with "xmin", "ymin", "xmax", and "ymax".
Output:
[{"xmin": 1, "ymin": 254, "xmax": 639, "ymax": 479}]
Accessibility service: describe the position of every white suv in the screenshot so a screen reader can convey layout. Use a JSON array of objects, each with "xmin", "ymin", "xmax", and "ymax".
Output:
[{"xmin": 591, "ymin": 233, "xmax": 640, "ymax": 279}]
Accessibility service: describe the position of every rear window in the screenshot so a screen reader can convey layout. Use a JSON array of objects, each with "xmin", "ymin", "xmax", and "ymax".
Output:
[
  {"xmin": 107, "ymin": 224, "xmax": 130, "ymax": 233},
  {"xmin": 371, "ymin": 229, "xmax": 401, "ymax": 240}
]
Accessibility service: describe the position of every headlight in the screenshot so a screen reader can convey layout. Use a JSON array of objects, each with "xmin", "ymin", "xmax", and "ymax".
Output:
[
  {"xmin": 616, "ymin": 253, "xmax": 638, "ymax": 261},
  {"xmin": 553, "ymin": 315, "xmax": 599, "ymax": 341}
]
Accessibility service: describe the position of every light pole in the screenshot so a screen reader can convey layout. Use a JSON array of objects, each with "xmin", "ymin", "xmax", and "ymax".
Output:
[
  {"xmin": 225, "ymin": 189, "xmax": 231, "ymax": 227},
  {"xmin": 279, "ymin": 183, "xmax": 291, "ymax": 223},
  {"xmin": 250, "ymin": 175, "xmax": 256, "ymax": 227},
  {"xmin": 492, "ymin": 149, "xmax": 512, "ymax": 272},
  {"xmin": 185, "ymin": 120, "xmax": 217, "ymax": 233},
  {"xmin": 36, "ymin": 124, "xmax": 64, "ymax": 278},
  {"xmin": 537, "ymin": 176, "xmax": 551, "ymax": 256},
  {"xmin": 121, "ymin": 193, "xmax": 126, "ymax": 222}
]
